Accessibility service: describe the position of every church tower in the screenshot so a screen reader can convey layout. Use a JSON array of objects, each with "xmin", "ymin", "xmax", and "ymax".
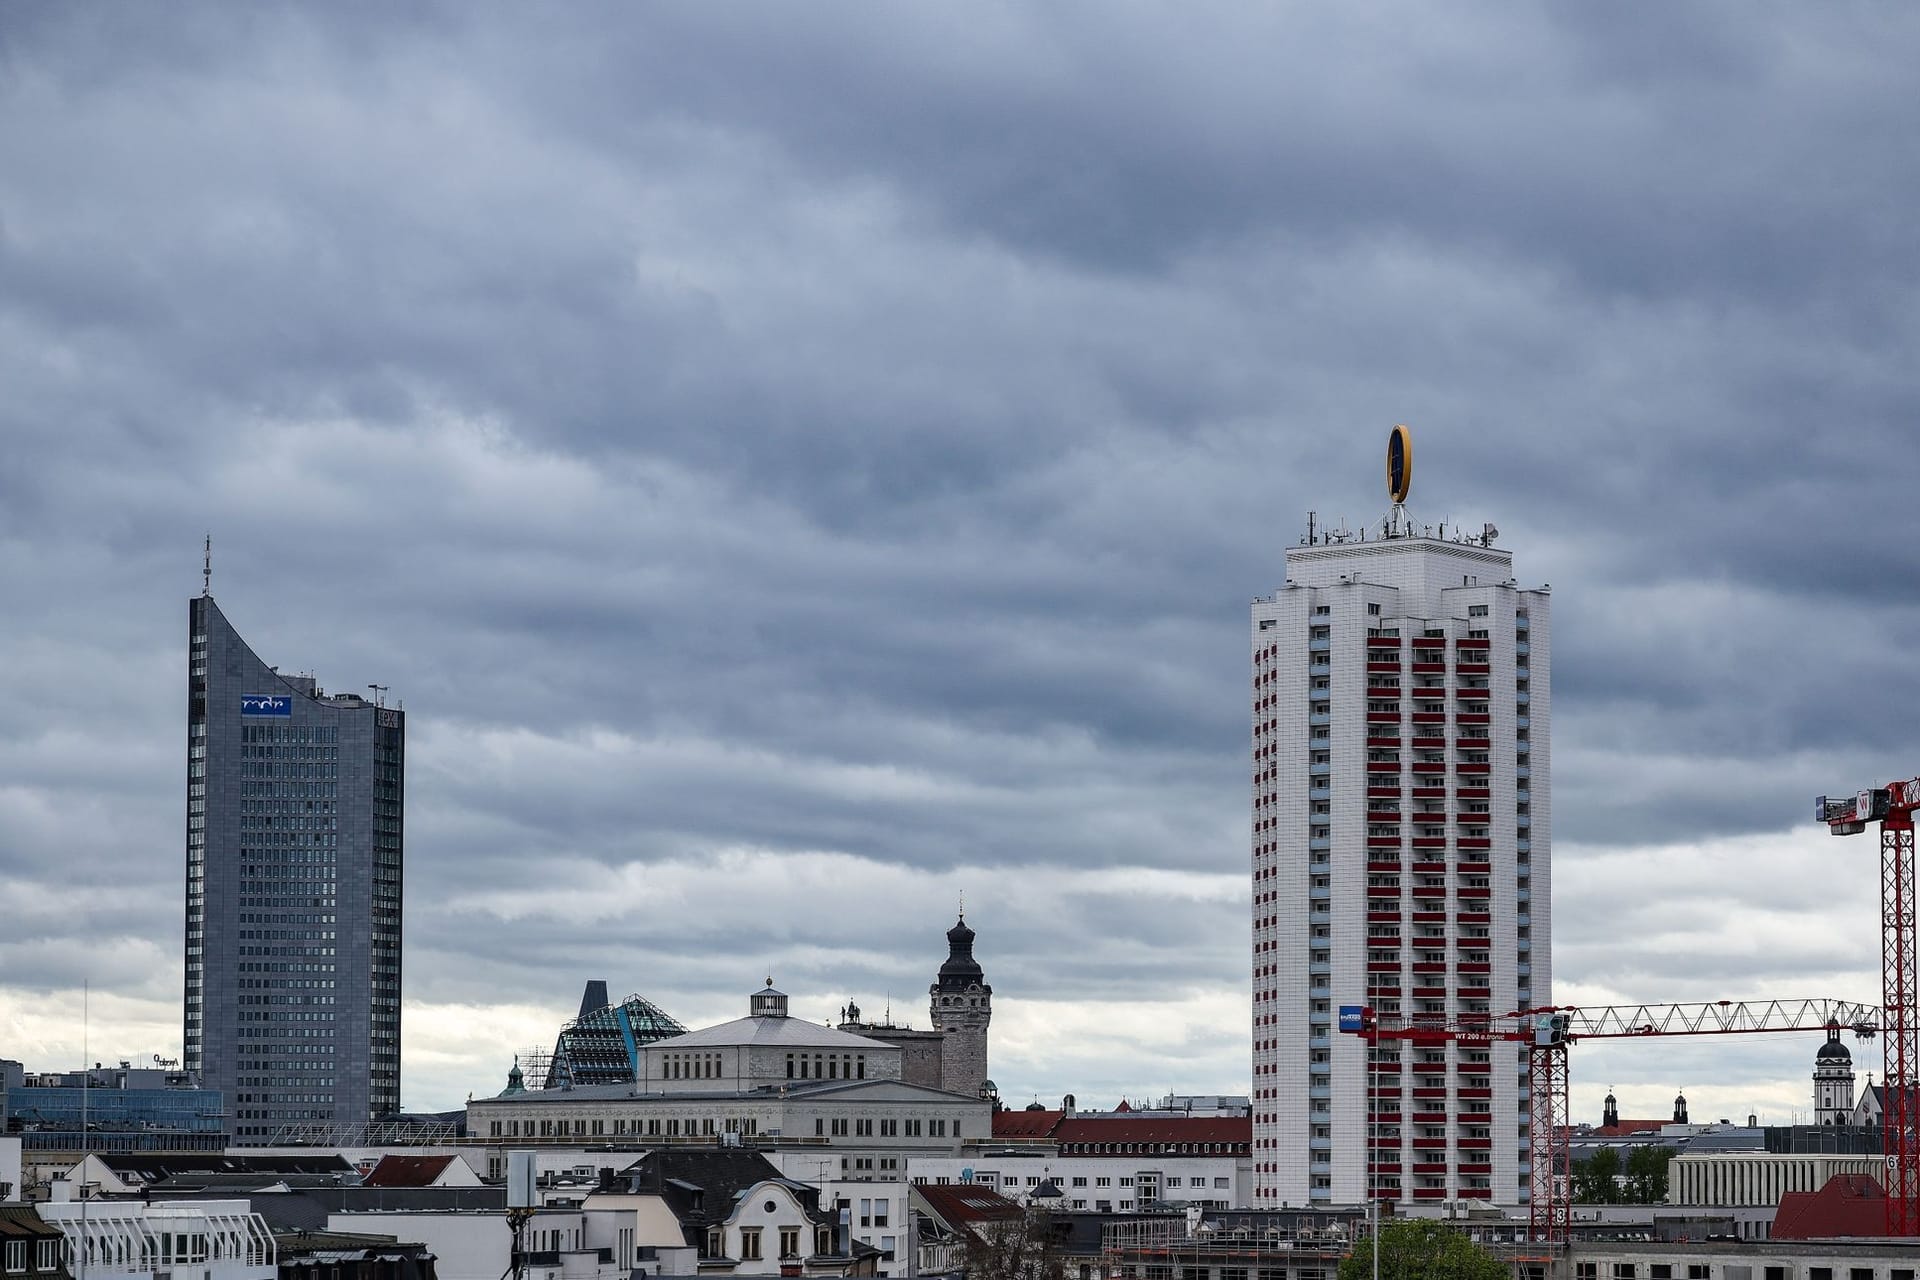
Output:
[
  {"xmin": 930, "ymin": 915, "xmax": 991, "ymax": 1097},
  {"xmin": 1814, "ymin": 1029, "xmax": 1857, "ymax": 1125}
]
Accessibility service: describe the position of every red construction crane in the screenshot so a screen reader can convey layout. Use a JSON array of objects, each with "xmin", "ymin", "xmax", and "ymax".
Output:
[
  {"xmin": 1340, "ymin": 998, "xmax": 1879, "ymax": 1244},
  {"xmin": 1818, "ymin": 775, "xmax": 1920, "ymax": 1234}
]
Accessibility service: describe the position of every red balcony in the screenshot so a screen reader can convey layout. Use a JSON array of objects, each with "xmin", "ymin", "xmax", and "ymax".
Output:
[
  {"xmin": 1367, "ymin": 685, "xmax": 1403, "ymax": 698},
  {"xmin": 1411, "ymin": 736, "xmax": 1446, "ymax": 749},
  {"xmin": 1456, "ymin": 685, "xmax": 1490, "ymax": 698},
  {"xmin": 1411, "ymin": 1087, "xmax": 1447, "ymax": 1100},
  {"xmin": 1458, "ymin": 987, "xmax": 1492, "ymax": 1001},
  {"xmin": 1411, "ymin": 1163, "xmax": 1448, "ymax": 1176},
  {"xmin": 1457, "ymin": 910, "xmax": 1491, "ymax": 924},
  {"xmin": 1456, "ymin": 712, "xmax": 1491, "ymax": 726},
  {"xmin": 1368, "ymin": 810, "xmax": 1403, "ymax": 823},
  {"xmin": 1458, "ymin": 856, "xmax": 1492, "ymax": 871},
  {"xmin": 1411, "ymin": 961, "xmax": 1447, "ymax": 974},
  {"xmin": 1457, "ymin": 1185, "xmax": 1494, "ymax": 1199},
  {"xmin": 1370, "ymin": 938, "xmax": 1404, "ymax": 951},
  {"xmin": 1456, "ymin": 786, "xmax": 1490, "ymax": 799},
  {"xmin": 1412, "ymin": 1188, "xmax": 1447, "ymax": 1201},
  {"xmin": 1456, "ymin": 762, "xmax": 1491, "ymax": 775},
  {"xmin": 1457, "ymin": 884, "xmax": 1491, "ymax": 899},
  {"xmin": 1411, "ymin": 685, "xmax": 1447, "ymax": 698},
  {"xmin": 1368, "ymin": 760, "xmax": 1401, "ymax": 773},
  {"xmin": 1367, "ymin": 962, "xmax": 1402, "ymax": 973},
  {"xmin": 1368, "ymin": 1085, "xmax": 1403, "ymax": 1098},
  {"xmin": 1367, "ymin": 711, "xmax": 1401, "ymax": 724},
  {"xmin": 1411, "ymin": 786, "xmax": 1446, "ymax": 799},
  {"xmin": 1368, "ymin": 1163, "xmax": 1403, "ymax": 1175},
  {"xmin": 1411, "ymin": 712, "xmax": 1447, "ymax": 725},
  {"xmin": 1368, "ymin": 735, "xmax": 1401, "ymax": 748},
  {"xmin": 1411, "ymin": 985, "xmax": 1447, "ymax": 998},
  {"xmin": 1457, "ymin": 1138, "xmax": 1493, "ymax": 1150},
  {"xmin": 1456, "ymin": 661, "xmax": 1490, "ymax": 675},
  {"xmin": 1411, "ymin": 661, "xmax": 1445, "ymax": 674},
  {"xmin": 1411, "ymin": 910, "xmax": 1445, "ymax": 922},
  {"xmin": 1458, "ymin": 962, "xmax": 1492, "ymax": 974},
  {"xmin": 1367, "ymin": 860, "xmax": 1402, "ymax": 873},
  {"xmin": 1366, "ymin": 660, "xmax": 1402, "ymax": 674},
  {"xmin": 1412, "ymin": 860, "xmax": 1446, "ymax": 874},
  {"xmin": 1458, "ymin": 1087, "xmax": 1492, "ymax": 1100},
  {"xmin": 1367, "ymin": 836, "xmax": 1402, "ymax": 849},
  {"xmin": 1367, "ymin": 636, "xmax": 1402, "ymax": 648}
]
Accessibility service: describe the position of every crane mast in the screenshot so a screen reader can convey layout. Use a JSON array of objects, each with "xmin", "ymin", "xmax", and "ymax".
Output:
[{"xmin": 1818, "ymin": 775, "xmax": 1920, "ymax": 1235}]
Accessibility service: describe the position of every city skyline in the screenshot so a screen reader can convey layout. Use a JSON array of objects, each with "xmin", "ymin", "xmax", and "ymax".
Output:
[{"xmin": 2, "ymin": 5, "xmax": 1917, "ymax": 1131}]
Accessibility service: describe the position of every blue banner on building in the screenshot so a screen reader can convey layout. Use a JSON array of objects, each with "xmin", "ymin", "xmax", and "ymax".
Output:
[
  {"xmin": 1338, "ymin": 1005, "xmax": 1367, "ymax": 1033},
  {"xmin": 241, "ymin": 694, "xmax": 293, "ymax": 717}
]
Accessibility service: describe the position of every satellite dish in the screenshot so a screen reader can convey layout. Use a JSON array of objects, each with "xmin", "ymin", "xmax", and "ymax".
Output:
[{"xmin": 1386, "ymin": 425, "xmax": 1413, "ymax": 504}]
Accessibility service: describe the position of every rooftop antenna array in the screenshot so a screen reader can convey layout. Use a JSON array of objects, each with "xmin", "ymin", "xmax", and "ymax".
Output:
[{"xmin": 202, "ymin": 534, "xmax": 212, "ymax": 597}]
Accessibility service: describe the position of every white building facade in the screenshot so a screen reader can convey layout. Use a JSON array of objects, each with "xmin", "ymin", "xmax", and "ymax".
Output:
[{"xmin": 1251, "ymin": 522, "xmax": 1551, "ymax": 1208}]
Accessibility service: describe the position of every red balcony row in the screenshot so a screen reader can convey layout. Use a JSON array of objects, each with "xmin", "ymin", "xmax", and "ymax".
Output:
[
  {"xmin": 1456, "ymin": 661, "xmax": 1490, "ymax": 675},
  {"xmin": 1457, "ymin": 712, "xmax": 1491, "ymax": 725},
  {"xmin": 1367, "ymin": 660, "xmax": 1402, "ymax": 674}
]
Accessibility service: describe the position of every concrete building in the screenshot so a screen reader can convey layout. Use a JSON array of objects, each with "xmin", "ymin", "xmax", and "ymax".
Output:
[
  {"xmin": 465, "ymin": 984, "xmax": 991, "ymax": 1181},
  {"xmin": 1251, "ymin": 482, "xmax": 1551, "ymax": 1207},
  {"xmin": 187, "ymin": 591, "xmax": 404, "ymax": 1141}
]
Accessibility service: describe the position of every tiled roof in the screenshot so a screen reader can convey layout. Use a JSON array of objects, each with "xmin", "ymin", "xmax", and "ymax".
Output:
[
  {"xmin": 1772, "ymin": 1173, "xmax": 1886, "ymax": 1239},
  {"xmin": 362, "ymin": 1155, "xmax": 459, "ymax": 1187},
  {"xmin": 1054, "ymin": 1116, "xmax": 1251, "ymax": 1146},
  {"xmin": 992, "ymin": 1110, "xmax": 1064, "ymax": 1138},
  {"xmin": 915, "ymin": 1184, "xmax": 1023, "ymax": 1227},
  {"xmin": 1591, "ymin": 1121, "xmax": 1666, "ymax": 1137}
]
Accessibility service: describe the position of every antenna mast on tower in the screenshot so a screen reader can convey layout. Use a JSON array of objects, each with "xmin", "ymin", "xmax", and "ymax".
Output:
[{"xmin": 202, "ymin": 534, "xmax": 212, "ymax": 597}]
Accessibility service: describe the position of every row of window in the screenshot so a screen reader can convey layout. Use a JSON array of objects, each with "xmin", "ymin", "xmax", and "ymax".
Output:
[{"xmin": 1, "ymin": 1240, "xmax": 60, "ymax": 1273}]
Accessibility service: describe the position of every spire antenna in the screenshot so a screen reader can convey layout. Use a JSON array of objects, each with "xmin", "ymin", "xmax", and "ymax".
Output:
[
  {"xmin": 202, "ymin": 533, "xmax": 212, "ymax": 597},
  {"xmin": 958, "ymin": 889, "xmax": 965, "ymax": 921}
]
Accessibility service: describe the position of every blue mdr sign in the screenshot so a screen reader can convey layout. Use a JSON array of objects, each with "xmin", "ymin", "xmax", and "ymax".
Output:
[{"xmin": 241, "ymin": 694, "xmax": 293, "ymax": 717}]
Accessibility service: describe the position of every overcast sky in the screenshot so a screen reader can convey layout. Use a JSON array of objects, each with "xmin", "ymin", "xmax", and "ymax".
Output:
[{"xmin": 3, "ymin": 5, "xmax": 1919, "ymax": 1127}]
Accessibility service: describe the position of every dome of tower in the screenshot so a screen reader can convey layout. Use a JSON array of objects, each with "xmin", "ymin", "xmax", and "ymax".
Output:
[
  {"xmin": 1818, "ymin": 1034, "xmax": 1853, "ymax": 1064},
  {"xmin": 947, "ymin": 915, "xmax": 976, "ymax": 949}
]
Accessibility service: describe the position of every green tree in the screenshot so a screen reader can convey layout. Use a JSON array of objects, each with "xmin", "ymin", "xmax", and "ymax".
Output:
[
  {"xmin": 1623, "ymin": 1145, "xmax": 1676, "ymax": 1204},
  {"xmin": 1338, "ymin": 1218, "xmax": 1509, "ymax": 1280},
  {"xmin": 1572, "ymin": 1147, "xmax": 1622, "ymax": 1203}
]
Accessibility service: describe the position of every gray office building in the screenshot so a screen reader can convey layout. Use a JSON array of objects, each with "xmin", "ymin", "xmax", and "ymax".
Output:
[{"xmin": 186, "ymin": 592, "xmax": 403, "ymax": 1142}]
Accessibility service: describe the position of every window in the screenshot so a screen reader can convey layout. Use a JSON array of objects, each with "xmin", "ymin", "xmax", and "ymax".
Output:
[
  {"xmin": 1469, "ymin": 604, "xmax": 1488, "ymax": 616},
  {"xmin": 1764, "ymin": 1270, "xmax": 1789, "ymax": 1280},
  {"xmin": 704, "ymin": 1229, "xmax": 723, "ymax": 1259},
  {"xmin": 6, "ymin": 1242, "xmax": 24, "ymax": 1272},
  {"xmin": 740, "ymin": 1229, "xmax": 762, "ymax": 1262},
  {"xmin": 779, "ymin": 1228, "xmax": 801, "ymax": 1260},
  {"xmin": 34, "ymin": 1242, "xmax": 56, "ymax": 1272},
  {"xmin": 1072, "ymin": 1177, "xmax": 1088, "ymax": 1187},
  {"xmin": 1575, "ymin": 1266, "xmax": 1597, "ymax": 1280},
  {"xmin": 1852, "ymin": 1271, "xmax": 1875, "ymax": 1280},
  {"xmin": 1367, "ymin": 604, "xmax": 1381, "ymax": 615},
  {"xmin": 1614, "ymin": 1267, "xmax": 1636, "ymax": 1280},
  {"xmin": 1650, "ymin": 1270, "xmax": 1672, "ymax": 1280}
]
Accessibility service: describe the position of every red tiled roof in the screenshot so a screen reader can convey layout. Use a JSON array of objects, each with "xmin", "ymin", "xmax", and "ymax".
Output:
[
  {"xmin": 992, "ymin": 1109, "xmax": 1064, "ymax": 1138},
  {"xmin": 1054, "ymin": 1116, "xmax": 1251, "ymax": 1145},
  {"xmin": 362, "ymin": 1155, "xmax": 459, "ymax": 1187},
  {"xmin": 916, "ymin": 1183, "xmax": 1024, "ymax": 1228},
  {"xmin": 1773, "ymin": 1174, "xmax": 1887, "ymax": 1240},
  {"xmin": 1592, "ymin": 1121, "xmax": 1665, "ymax": 1137}
]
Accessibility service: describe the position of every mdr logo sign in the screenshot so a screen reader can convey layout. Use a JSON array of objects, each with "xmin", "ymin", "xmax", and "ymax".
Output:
[{"xmin": 240, "ymin": 694, "xmax": 292, "ymax": 717}]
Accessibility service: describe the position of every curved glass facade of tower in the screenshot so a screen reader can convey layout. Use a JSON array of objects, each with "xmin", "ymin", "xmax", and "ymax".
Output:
[{"xmin": 186, "ymin": 594, "xmax": 403, "ymax": 1142}]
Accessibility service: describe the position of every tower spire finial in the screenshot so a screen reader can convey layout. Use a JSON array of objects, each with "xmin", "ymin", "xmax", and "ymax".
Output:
[
  {"xmin": 202, "ymin": 533, "xmax": 212, "ymax": 597},
  {"xmin": 958, "ymin": 889, "xmax": 965, "ymax": 921}
]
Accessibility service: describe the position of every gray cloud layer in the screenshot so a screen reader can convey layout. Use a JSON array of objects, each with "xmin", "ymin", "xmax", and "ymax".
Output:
[{"xmin": 2, "ymin": 3, "xmax": 1917, "ymax": 1116}]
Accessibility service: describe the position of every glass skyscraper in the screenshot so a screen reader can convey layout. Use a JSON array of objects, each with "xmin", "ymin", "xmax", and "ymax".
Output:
[{"xmin": 187, "ymin": 592, "xmax": 403, "ymax": 1142}]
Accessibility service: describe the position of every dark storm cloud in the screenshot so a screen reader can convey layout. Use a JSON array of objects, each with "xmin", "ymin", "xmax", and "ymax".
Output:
[{"xmin": 2, "ymin": 2, "xmax": 1918, "ymax": 1109}]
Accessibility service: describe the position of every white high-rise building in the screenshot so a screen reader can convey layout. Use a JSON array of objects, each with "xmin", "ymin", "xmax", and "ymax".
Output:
[{"xmin": 1250, "ymin": 496, "xmax": 1550, "ymax": 1208}]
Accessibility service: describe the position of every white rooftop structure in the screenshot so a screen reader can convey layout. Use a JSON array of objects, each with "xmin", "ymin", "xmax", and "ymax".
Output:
[{"xmin": 636, "ymin": 982, "xmax": 904, "ymax": 1094}]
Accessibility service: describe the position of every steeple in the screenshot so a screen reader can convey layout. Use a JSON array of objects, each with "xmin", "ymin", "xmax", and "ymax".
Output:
[
  {"xmin": 1603, "ymin": 1090, "xmax": 1619, "ymax": 1129},
  {"xmin": 1673, "ymin": 1091, "xmax": 1689, "ymax": 1125},
  {"xmin": 930, "ymin": 914, "xmax": 991, "ymax": 1098}
]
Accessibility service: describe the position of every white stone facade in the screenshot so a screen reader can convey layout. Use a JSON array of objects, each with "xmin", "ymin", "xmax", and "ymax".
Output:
[{"xmin": 1251, "ymin": 530, "xmax": 1551, "ymax": 1208}]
